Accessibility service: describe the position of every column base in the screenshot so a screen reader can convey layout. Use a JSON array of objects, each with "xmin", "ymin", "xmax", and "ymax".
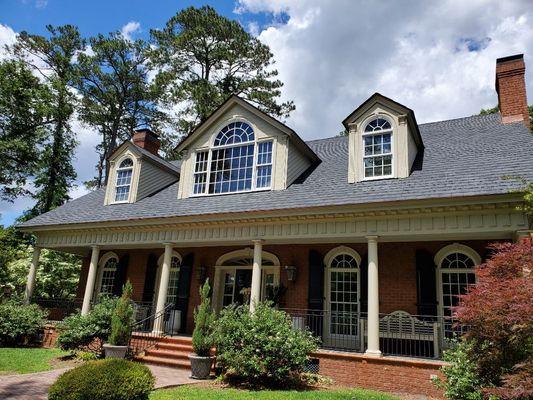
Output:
[
  {"xmin": 151, "ymin": 330, "xmax": 164, "ymax": 335},
  {"xmin": 365, "ymin": 349, "xmax": 383, "ymax": 357}
]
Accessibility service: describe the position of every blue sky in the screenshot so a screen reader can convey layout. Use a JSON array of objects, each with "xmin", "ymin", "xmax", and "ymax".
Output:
[{"xmin": 1, "ymin": 0, "xmax": 532, "ymax": 226}]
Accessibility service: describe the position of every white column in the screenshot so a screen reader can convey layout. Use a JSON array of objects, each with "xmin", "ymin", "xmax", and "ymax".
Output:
[
  {"xmin": 365, "ymin": 236, "xmax": 382, "ymax": 357},
  {"xmin": 23, "ymin": 246, "xmax": 41, "ymax": 304},
  {"xmin": 81, "ymin": 245, "xmax": 100, "ymax": 316},
  {"xmin": 153, "ymin": 243, "xmax": 173, "ymax": 334},
  {"xmin": 249, "ymin": 240, "xmax": 263, "ymax": 312}
]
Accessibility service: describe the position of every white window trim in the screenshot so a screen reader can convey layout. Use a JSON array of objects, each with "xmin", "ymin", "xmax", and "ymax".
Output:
[
  {"xmin": 361, "ymin": 117, "xmax": 394, "ymax": 181},
  {"xmin": 94, "ymin": 251, "xmax": 119, "ymax": 300},
  {"xmin": 153, "ymin": 251, "xmax": 182, "ymax": 307},
  {"xmin": 434, "ymin": 243, "xmax": 481, "ymax": 323},
  {"xmin": 114, "ymin": 158, "xmax": 134, "ymax": 203},
  {"xmin": 190, "ymin": 119, "xmax": 274, "ymax": 197},
  {"xmin": 323, "ymin": 246, "xmax": 362, "ymax": 346},
  {"xmin": 106, "ymin": 152, "xmax": 142, "ymax": 205}
]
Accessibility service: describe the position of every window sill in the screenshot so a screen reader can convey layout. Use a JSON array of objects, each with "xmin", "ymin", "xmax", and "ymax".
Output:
[
  {"xmin": 361, "ymin": 175, "xmax": 395, "ymax": 182},
  {"xmin": 190, "ymin": 187, "xmax": 272, "ymax": 198}
]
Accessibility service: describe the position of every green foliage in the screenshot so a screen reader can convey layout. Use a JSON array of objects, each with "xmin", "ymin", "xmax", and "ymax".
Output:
[
  {"xmin": 0, "ymin": 301, "xmax": 47, "ymax": 345},
  {"xmin": 48, "ymin": 358, "xmax": 155, "ymax": 400},
  {"xmin": 434, "ymin": 340, "xmax": 484, "ymax": 400},
  {"xmin": 12, "ymin": 25, "xmax": 85, "ymax": 216},
  {"xmin": 109, "ymin": 281, "xmax": 134, "ymax": 346},
  {"xmin": 151, "ymin": 5, "xmax": 294, "ymax": 141},
  {"xmin": 213, "ymin": 302, "xmax": 319, "ymax": 385},
  {"xmin": 75, "ymin": 32, "xmax": 169, "ymax": 187},
  {"xmin": 0, "ymin": 59, "xmax": 49, "ymax": 201},
  {"xmin": 56, "ymin": 296, "xmax": 118, "ymax": 353},
  {"xmin": 192, "ymin": 279, "xmax": 215, "ymax": 356}
]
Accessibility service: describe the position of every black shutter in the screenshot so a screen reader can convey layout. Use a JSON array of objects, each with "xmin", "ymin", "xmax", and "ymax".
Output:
[
  {"xmin": 415, "ymin": 249, "xmax": 438, "ymax": 316},
  {"xmin": 308, "ymin": 250, "xmax": 324, "ymax": 337},
  {"xmin": 142, "ymin": 253, "xmax": 159, "ymax": 302},
  {"xmin": 359, "ymin": 254, "xmax": 368, "ymax": 314},
  {"xmin": 175, "ymin": 252, "xmax": 194, "ymax": 333},
  {"xmin": 113, "ymin": 254, "xmax": 129, "ymax": 296}
]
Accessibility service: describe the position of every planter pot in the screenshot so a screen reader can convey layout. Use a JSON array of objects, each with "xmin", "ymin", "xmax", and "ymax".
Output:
[
  {"xmin": 103, "ymin": 343, "xmax": 128, "ymax": 359},
  {"xmin": 189, "ymin": 353, "xmax": 214, "ymax": 379}
]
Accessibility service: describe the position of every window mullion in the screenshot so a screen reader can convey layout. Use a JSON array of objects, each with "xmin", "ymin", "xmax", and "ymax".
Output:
[{"xmin": 252, "ymin": 141, "xmax": 258, "ymax": 190}]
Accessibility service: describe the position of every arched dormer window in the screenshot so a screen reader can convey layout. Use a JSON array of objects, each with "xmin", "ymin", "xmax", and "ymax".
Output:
[
  {"xmin": 114, "ymin": 158, "xmax": 134, "ymax": 202},
  {"xmin": 435, "ymin": 244, "xmax": 481, "ymax": 337},
  {"xmin": 192, "ymin": 121, "xmax": 273, "ymax": 195},
  {"xmin": 363, "ymin": 117, "xmax": 393, "ymax": 179}
]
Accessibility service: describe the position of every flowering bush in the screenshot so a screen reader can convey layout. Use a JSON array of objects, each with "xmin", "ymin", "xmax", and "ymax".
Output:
[{"xmin": 213, "ymin": 302, "xmax": 319, "ymax": 385}]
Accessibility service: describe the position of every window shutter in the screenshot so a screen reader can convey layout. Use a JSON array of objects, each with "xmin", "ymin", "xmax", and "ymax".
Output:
[
  {"xmin": 360, "ymin": 254, "xmax": 368, "ymax": 314},
  {"xmin": 415, "ymin": 249, "xmax": 437, "ymax": 316},
  {"xmin": 113, "ymin": 254, "xmax": 129, "ymax": 296},
  {"xmin": 142, "ymin": 253, "xmax": 158, "ymax": 302},
  {"xmin": 308, "ymin": 249, "xmax": 324, "ymax": 337},
  {"xmin": 175, "ymin": 252, "xmax": 194, "ymax": 333}
]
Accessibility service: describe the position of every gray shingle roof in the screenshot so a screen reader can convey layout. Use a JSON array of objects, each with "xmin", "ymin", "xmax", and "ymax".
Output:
[{"xmin": 19, "ymin": 113, "xmax": 533, "ymax": 228}]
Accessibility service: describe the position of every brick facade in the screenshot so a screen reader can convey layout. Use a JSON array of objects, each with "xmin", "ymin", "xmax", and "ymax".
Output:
[{"xmin": 495, "ymin": 54, "xmax": 529, "ymax": 126}]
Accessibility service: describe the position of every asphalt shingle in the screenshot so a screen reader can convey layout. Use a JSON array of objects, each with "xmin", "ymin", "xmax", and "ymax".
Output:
[{"xmin": 19, "ymin": 113, "xmax": 533, "ymax": 228}]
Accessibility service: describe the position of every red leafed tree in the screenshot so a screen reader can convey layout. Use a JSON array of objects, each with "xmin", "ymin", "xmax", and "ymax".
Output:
[{"xmin": 454, "ymin": 239, "xmax": 533, "ymax": 398}]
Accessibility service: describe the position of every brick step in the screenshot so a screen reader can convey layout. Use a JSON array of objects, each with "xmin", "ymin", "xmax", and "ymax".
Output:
[
  {"xmin": 158, "ymin": 336, "xmax": 193, "ymax": 346},
  {"xmin": 144, "ymin": 348, "xmax": 190, "ymax": 361},
  {"xmin": 136, "ymin": 355, "xmax": 190, "ymax": 369},
  {"xmin": 156, "ymin": 342, "xmax": 193, "ymax": 352}
]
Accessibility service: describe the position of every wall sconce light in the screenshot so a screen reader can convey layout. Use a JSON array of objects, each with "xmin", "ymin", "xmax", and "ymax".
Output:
[
  {"xmin": 197, "ymin": 266, "xmax": 207, "ymax": 283},
  {"xmin": 285, "ymin": 265, "xmax": 297, "ymax": 282}
]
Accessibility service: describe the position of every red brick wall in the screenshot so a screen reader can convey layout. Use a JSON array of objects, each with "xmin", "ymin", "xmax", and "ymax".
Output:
[
  {"xmin": 496, "ymin": 55, "xmax": 529, "ymax": 125},
  {"xmin": 316, "ymin": 351, "xmax": 445, "ymax": 398},
  {"xmin": 75, "ymin": 239, "xmax": 498, "ymax": 332}
]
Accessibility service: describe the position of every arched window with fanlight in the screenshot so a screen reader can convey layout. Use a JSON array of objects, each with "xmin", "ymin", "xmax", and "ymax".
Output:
[
  {"xmin": 192, "ymin": 121, "xmax": 273, "ymax": 195},
  {"xmin": 114, "ymin": 158, "xmax": 134, "ymax": 202},
  {"xmin": 362, "ymin": 117, "xmax": 393, "ymax": 179},
  {"xmin": 94, "ymin": 252, "xmax": 119, "ymax": 299},
  {"xmin": 435, "ymin": 244, "xmax": 481, "ymax": 338}
]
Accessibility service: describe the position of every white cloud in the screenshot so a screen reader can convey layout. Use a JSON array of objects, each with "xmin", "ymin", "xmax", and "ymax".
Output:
[
  {"xmin": 0, "ymin": 24, "xmax": 17, "ymax": 61},
  {"xmin": 237, "ymin": 0, "xmax": 533, "ymax": 138},
  {"xmin": 121, "ymin": 21, "xmax": 141, "ymax": 41}
]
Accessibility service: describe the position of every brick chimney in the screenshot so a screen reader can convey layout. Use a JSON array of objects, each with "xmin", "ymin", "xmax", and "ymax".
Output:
[
  {"xmin": 495, "ymin": 54, "xmax": 529, "ymax": 126},
  {"xmin": 132, "ymin": 128, "xmax": 160, "ymax": 155}
]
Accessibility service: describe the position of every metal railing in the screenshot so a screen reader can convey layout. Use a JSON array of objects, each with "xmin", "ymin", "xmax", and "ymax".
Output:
[
  {"xmin": 282, "ymin": 308, "xmax": 463, "ymax": 359},
  {"xmin": 128, "ymin": 303, "xmax": 182, "ymax": 357}
]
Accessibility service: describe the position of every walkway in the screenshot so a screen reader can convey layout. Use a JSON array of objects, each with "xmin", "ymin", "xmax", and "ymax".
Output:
[{"xmin": 0, "ymin": 364, "xmax": 197, "ymax": 400}]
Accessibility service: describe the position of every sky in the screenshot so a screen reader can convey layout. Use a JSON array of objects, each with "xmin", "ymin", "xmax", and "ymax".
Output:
[{"xmin": 1, "ymin": 0, "xmax": 532, "ymax": 226}]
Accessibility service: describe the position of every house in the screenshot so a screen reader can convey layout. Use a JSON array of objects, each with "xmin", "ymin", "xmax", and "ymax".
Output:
[{"xmin": 18, "ymin": 54, "xmax": 533, "ymax": 395}]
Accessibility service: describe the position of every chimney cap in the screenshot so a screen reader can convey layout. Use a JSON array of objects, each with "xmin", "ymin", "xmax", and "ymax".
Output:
[
  {"xmin": 496, "ymin": 54, "xmax": 524, "ymax": 64},
  {"xmin": 133, "ymin": 127, "xmax": 159, "ymax": 138}
]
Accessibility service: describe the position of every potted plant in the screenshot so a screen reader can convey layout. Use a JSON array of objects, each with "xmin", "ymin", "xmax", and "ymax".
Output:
[
  {"xmin": 103, "ymin": 281, "xmax": 134, "ymax": 359},
  {"xmin": 189, "ymin": 279, "xmax": 215, "ymax": 379}
]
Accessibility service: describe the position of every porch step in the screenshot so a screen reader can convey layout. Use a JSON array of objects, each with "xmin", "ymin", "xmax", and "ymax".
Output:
[
  {"xmin": 137, "ymin": 355, "xmax": 190, "ymax": 369},
  {"xmin": 144, "ymin": 348, "xmax": 190, "ymax": 361},
  {"xmin": 133, "ymin": 335, "xmax": 193, "ymax": 370},
  {"xmin": 156, "ymin": 343, "xmax": 193, "ymax": 352}
]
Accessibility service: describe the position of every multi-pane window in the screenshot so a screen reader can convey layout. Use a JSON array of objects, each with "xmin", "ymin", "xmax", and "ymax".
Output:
[
  {"xmin": 440, "ymin": 252, "xmax": 476, "ymax": 337},
  {"xmin": 329, "ymin": 254, "xmax": 359, "ymax": 337},
  {"xmin": 191, "ymin": 121, "xmax": 274, "ymax": 195},
  {"xmin": 363, "ymin": 118, "xmax": 393, "ymax": 178},
  {"xmin": 115, "ymin": 158, "xmax": 134, "ymax": 202},
  {"xmin": 100, "ymin": 257, "xmax": 118, "ymax": 295},
  {"xmin": 256, "ymin": 141, "xmax": 273, "ymax": 188},
  {"xmin": 166, "ymin": 256, "xmax": 181, "ymax": 305}
]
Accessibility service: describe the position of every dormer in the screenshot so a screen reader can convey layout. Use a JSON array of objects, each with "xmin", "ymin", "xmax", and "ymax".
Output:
[
  {"xmin": 343, "ymin": 93, "xmax": 423, "ymax": 183},
  {"xmin": 176, "ymin": 96, "xmax": 320, "ymax": 199},
  {"xmin": 104, "ymin": 129, "xmax": 180, "ymax": 205}
]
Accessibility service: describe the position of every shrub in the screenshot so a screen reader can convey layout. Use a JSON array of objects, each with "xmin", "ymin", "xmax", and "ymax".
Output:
[
  {"xmin": 48, "ymin": 358, "xmax": 155, "ymax": 400},
  {"xmin": 191, "ymin": 279, "xmax": 215, "ymax": 356},
  {"xmin": 433, "ymin": 340, "xmax": 483, "ymax": 400},
  {"xmin": 214, "ymin": 302, "xmax": 319, "ymax": 385},
  {"xmin": 56, "ymin": 296, "xmax": 118, "ymax": 353},
  {"xmin": 109, "ymin": 281, "xmax": 134, "ymax": 346},
  {"xmin": 0, "ymin": 301, "xmax": 47, "ymax": 345}
]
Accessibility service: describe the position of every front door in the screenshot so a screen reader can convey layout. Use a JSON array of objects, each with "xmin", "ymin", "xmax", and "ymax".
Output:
[
  {"xmin": 324, "ymin": 253, "xmax": 360, "ymax": 349},
  {"xmin": 220, "ymin": 268, "xmax": 253, "ymax": 308}
]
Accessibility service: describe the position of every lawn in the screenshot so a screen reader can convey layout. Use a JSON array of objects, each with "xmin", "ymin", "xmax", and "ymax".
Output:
[
  {"xmin": 150, "ymin": 385, "xmax": 398, "ymax": 400},
  {"xmin": 0, "ymin": 347, "xmax": 70, "ymax": 374}
]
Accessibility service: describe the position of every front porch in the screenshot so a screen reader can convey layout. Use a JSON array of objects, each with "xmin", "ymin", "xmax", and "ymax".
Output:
[{"xmin": 31, "ymin": 239, "xmax": 501, "ymax": 360}]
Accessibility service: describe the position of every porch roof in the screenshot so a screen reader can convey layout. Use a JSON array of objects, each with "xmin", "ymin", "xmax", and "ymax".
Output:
[{"xmin": 19, "ymin": 113, "xmax": 533, "ymax": 229}]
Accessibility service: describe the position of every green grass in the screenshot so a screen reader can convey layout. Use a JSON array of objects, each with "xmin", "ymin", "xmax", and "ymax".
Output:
[
  {"xmin": 0, "ymin": 347, "xmax": 69, "ymax": 374},
  {"xmin": 150, "ymin": 385, "xmax": 398, "ymax": 400}
]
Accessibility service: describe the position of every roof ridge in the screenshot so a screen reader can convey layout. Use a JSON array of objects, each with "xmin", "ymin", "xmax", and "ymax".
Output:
[{"xmin": 418, "ymin": 112, "xmax": 499, "ymax": 127}]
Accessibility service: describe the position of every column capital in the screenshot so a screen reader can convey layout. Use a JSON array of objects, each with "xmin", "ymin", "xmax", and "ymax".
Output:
[
  {"xmin": 90, "ymin": 244, "xmax": 100, "ymax": 251},
  {"xmin": 251, "ymin": 239, "xmax": 264, "ymax": 245},
  {"xmin": 162, "ymin": 242, "xmax": 174, "ymax": 248},
  {"xmin": 365, "ymin": 235, "xmax": 379, "ymax": 242}
]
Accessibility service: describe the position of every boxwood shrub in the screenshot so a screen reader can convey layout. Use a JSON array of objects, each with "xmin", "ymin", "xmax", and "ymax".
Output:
[
  {"xmin": 214, "ymin": 302, "xmax": 319, "ymax": 385},
  {"xmin": 48, "ymin": 359, "xmax": 155, "ymax": 400},
  {"xmin": 0, "ymin": 301, "xmax": 47, "ymax": 345}
]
